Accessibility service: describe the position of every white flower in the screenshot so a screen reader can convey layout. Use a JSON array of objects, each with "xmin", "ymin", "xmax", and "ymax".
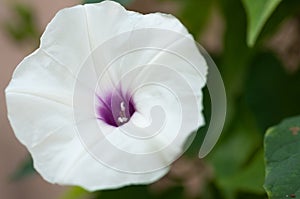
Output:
[{"xmin": 5, "ymin": 0, "xmax": 207, "ymax": 191}]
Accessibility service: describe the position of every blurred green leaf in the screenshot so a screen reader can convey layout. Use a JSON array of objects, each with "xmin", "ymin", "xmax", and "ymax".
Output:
[
  {"xmin": 264, "ymin": 115, "xmax": 300, "ymax": 198},
  {"xmin": 218, "ymin": 0, "xmax": 252, "ymax": 124},
  {"xmin": 214, "ymin": 0, "xmax": 251, "ymax": 169},
  {"xmin": 206, "ymin": 1, "xmax": 264, "ymax": 198},
  {"xmin": 11, "ymin": 156, "xmax": 35, "ymax": 181},
  {"xmin": 207, "ymin": 102, "xmax": 263, "ymax": 198},
  {"xmin": 235, "ymin": 191, "xmax": 266, "ymax": 199},
  {"xmin": 256, "ymin": 0, "xmax": 300, "ymax": 45},
  {"xmin": 245, "ymin": 52, "xmax": 300, "ymax": 131},
  {"xmin": 93, "ymin": 185, "xmax": 184, "ymax": 199},
  {"xmin": 208, "ymin": 120, "xmax": 260, "ymax": 178},
  {"xmin": 83, "ymin": 0, "xmax": 133, "ymax": 5},
  {"xmin": 60, "ymin": 187, "xmax": 89, "ymax": 199},
  {"xmin": 4, "ymin": 4, "xmax": 39, "ymax": 43},
  {"xmin": 178, "ymin": 0, "xmax": 214, "ymax": 38},
  {"xmin": 219, "ymin": 149, "xmax": 265, "ymax": 194},
  {"xmin": 242, "ymin": 0, "xmax": 282, "ymax": 46},
  {"xmin": 208, "ymin": 109, "xmax": 261, "ymax": 177}
]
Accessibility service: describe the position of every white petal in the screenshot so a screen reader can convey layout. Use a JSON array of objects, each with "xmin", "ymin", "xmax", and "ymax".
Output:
[
  {"xmin": 29, "ymin": 119, "xmax": 168, "ymax": 191},
  {"xmin": 40, "ymin": 5, "xmax": 91, "ymax": 75},
  {"xmin": 5, "ymin": 49, "xmax": 74, "ymax": 147},
  {"xmin": 84, "ymin": 1, "xmax": 188, "ymax": 50},
  {"xmin": 89, "ymin": 80, "xmax": 204, "ymax": 173}
]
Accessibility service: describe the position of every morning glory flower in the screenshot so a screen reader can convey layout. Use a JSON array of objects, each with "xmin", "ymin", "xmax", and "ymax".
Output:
[{"xmin": 5, "ymin": 1, "xmax": 207, "ymax": 191}]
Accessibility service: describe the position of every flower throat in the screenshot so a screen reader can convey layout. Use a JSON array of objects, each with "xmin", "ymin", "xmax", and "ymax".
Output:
[{"xmin": 96, "ymin": 91, "xmax": 135, "ymax": 127}]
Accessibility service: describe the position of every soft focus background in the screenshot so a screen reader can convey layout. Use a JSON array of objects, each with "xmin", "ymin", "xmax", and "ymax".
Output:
[{"xmin": 1, "ymin": 0, "xmax": 300, "ymax": 199}]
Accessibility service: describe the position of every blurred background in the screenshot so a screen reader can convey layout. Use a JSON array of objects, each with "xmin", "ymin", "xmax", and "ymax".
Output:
[{"xmin": 1, "ymin": 0, "xmax": 300, "ymax": 199}]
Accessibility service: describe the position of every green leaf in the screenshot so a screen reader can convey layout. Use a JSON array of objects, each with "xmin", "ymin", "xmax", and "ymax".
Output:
[
  {"xmin": 60, "ymin": 187, "xmax": 89, "ymax": 199},
  {"xmin": 218, "ymin": 0, "xmax": 252, "ymax": 97},
  {"xmin": 178, "ymin": 0, "xmax": 214, "ymax": 38},
  {"xmin": 208, "ymin": 120, "xmax": 260, "ymax": 178},
  {"xmin": 94, "ymin": 185, "xmax": 184, "ymax": 199},
  {"xmin": 242, "ymin": 0, "xmax": 282, "ymax": 46},
  {"xmin": 207, "ymin": 102, "xmax": 263, "ymax": 198},
  {"xmin": 264, "ymin": 115, "xmax": 300, "ymax": 199},
  {"xmin": 245, "ymin": 52, "xmax": 300, "ymax": 131},
  {"xmin": 83, "ymin": 0, "xmax": 133, "ymax": 5},
  {"xmin": 11, "ymin": 156, "xmax": 35, "ymax": 181},
  {"xmin": 256, "ymin": 0, "xmax": 300, "ymax": 45},
  {"xmin": 4, "ymin": 4, "xmax": 39, "ymax": 43},
  {"xmin": 219, "ymin": 149, "xmax": 265, "ymax": 194}
]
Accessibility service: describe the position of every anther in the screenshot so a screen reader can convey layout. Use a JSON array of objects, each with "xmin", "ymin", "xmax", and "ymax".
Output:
[
  {"xmin": 118, "ymin": 117, "xmax": 124, "ymax": 123},
  {"xmin": 120, "ymin": 101, "xmax": 126, "ymax": 112},
  {"xmin": 117, "ymin": 101, "xmax": 128, "ymax": 124}
]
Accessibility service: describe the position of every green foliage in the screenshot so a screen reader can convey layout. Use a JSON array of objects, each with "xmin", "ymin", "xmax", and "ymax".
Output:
[
  {"xmin": 264, "ymin": 116, "xmax": 300, "ymax": 199},
  {"xmin": 83, "ymin": 0, "xmax": 133, "ymax": 5},
  {"xmin": 256, "ymin": 0, "xmax": 300, "ymax": 45},
  {"xmin": 242, "ymin": 0, "xmax": 282, "ymax": 46},
  {"xmin": 207, "ymin": 102, "xmax": 264, "ymax": 198},
  {"xmin": 218, "ymin": 0, "xmax": 252, "ymax": 90},
  {"xmin": 93, "ymin": 185, "xmax": 184, "ymax": 199},
  {"xmin": 218, "ymin": 149, "xmax": 265, "ymax": 194},
  {"xmin": 178, "ymin": 0, "xmax": 214, "ymax": 38},
  {"xmin": 4, "ymin": 4, "xmax": 38, "ymax": 43},
  {"xmin": 245, "ymin": 52, "xmax": 300, "ymax": 131},
  {"xmin": 60, "ymin": 187, "xmax": 89, "ymax": 199},
  {"xmin": 208, "ymin": 112, "xmax": 261, "ymax": 178},
  {"xmin": 10, "ymin": 156, "xmax": 35, "ymax": 181}
]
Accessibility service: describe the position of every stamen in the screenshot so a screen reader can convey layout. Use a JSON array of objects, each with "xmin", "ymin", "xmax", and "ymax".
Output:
[
  {"xmin": 97, "ymin": 93, "xmax": 135, "ymax": 127},
  {"xmin": 120, "ymin": 101, "xmax": 126, "ymax": 112},
  {"xmin": 118, "ymin": 101, "xmax": 128, "ymax": 125},
  {"xmin": 118, "ymin": 117, "xmax": 124, "ymax": 123}
]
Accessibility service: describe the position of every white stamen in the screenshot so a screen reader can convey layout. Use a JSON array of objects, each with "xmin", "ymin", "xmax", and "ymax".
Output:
[
  {"xmin": 120, "ymin": 101, "xmax": 126, "ymax": 112},
  {"xmin": 117, "ymin": 101, "xmax": 128, "ymax": 124},
  {"xmin": 118, "ymin": 117, "xmax": 124, "ymax": 123},
  {"xmin": 117, "ymin": 116, "xmax": 128, "ymax": 124}
]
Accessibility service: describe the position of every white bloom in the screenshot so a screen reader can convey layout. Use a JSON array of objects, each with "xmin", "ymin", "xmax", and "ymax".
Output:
[{"xmin": 5, "ymin": 1, "xmax": 207, "ymax": 191}]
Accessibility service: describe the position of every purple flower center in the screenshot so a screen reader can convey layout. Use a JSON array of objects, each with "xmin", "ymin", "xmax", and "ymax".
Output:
[{"xmin": 96, "ymin": 90, "xmax": 135, "ymax": 127}]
